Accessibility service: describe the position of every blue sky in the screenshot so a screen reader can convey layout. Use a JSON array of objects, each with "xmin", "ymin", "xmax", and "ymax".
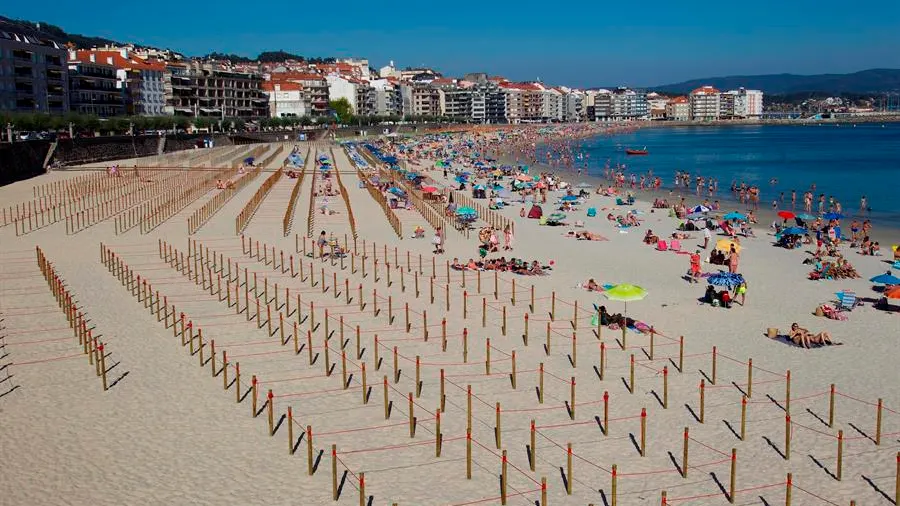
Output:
[{"xmin": 5, "ymin": 1, "xmax": 900, "ymax": 87}]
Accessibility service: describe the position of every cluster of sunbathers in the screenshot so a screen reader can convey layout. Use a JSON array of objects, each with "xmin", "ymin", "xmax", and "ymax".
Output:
[
  {"xmin": 451, "ymin": 257, "xmax": 550, "ymax": 275},
  {"xmin": 808, "ymin": 256, "xmax": 860, "ymax": 280}
]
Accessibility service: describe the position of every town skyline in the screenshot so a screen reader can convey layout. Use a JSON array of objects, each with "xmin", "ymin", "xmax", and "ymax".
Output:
[{"xmin": 4, "ymin": 0, "xmax": 900, "ymax": 88}]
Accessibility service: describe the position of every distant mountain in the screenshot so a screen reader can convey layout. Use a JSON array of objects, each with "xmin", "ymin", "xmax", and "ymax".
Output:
[{"xmin": 653, "ymin": 69, "xmax": 900, "ymax": 95}]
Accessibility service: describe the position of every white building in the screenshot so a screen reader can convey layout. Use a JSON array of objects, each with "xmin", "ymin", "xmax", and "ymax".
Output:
[
  {"xmin": 370, "ymin": 79, "xmax": 401, "ymax": 116},
  {"xmin": 665, "ymin": 96, "xmax": 690, "ymax": 121},
  {"xmin": 261, "ymin": 81, "xmax": 307, "ymax": 117},
  {"xmin": 690, "ymin": 86, "xmax": 720, "ymax": 121},
  {"xmin": 378, "ymin": 61, "xmax": 401, "ymax": 79},
  {"xmin": 326, "ymin": 75, "xmax": 359, "ymax": 113}
]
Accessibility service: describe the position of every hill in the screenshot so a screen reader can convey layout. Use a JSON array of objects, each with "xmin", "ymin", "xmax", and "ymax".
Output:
[
  {"xmin": 0, "ymin": 16, "xmax": 121, "ymax": 49},
  {"xmin": 653, "ymin": 69, "xmax": 900, "ymax": 95}
]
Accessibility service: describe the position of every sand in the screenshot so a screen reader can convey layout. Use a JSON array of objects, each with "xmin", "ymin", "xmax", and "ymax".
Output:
[{"xmin": 0, "ymin": 136, "xmax": 898, "ymax": 506}]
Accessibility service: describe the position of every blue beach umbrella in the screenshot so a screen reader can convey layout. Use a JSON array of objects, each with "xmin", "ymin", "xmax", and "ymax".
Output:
[
  {"xmin": 782, "ymin": 227, "xmax": 807, "ymax": 236},
  {"xmin": 723, "ymin": 212, "xmax": 747, "ymax": 221},
  {"xmin": 823, "ymin": 212, "xmax": 844, "ymax": 220},
  {"xmin": 691, "ymin": 205, "xmax": 711, "ymax": 213},
  {"xmin": 796, "ymin": 213, "xmax": 815, "ymax": 221},
  {"xmin": 869, "ymin": 272, "xmax": 900, "ymax": 285},
  {"xmin": 456, "ymin": 206, "xmax": 477, "ymax": 216},
  {"xmin": 707, "ymin": 272, "xmax": 745, "ymax": 288},
  {"xmin": 561, "ymin": 195, "xmax": 579, "ymax": 202},
  {"xmin": 686, "ymin": 212, "xmax": 705, "ymax": 221}
]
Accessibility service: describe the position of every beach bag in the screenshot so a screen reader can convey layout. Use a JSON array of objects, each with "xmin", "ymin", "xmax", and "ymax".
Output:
[
  {"xmin": 814, "ymin": 306, "xmax": 824, "ymax": 317},
  {"xmin": 670, "ymin": 239, "xmax": 681, "ymax": 251},
  {"xmin": 591, "ymin": 314, "xmax": 599, "ymax": 327},
  {"xmin": 657, "ymin": 240, "xmax": 668, "ymax": 251},
  {"xmin": 767, "ymin": 327, "xmax": 778, "ymax": 338}
]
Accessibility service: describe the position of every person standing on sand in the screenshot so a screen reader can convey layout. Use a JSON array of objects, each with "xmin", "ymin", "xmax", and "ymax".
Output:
[
  {"xmin": 689, "ymin": 250, "xmax": 702, "ymax": 283},
  {"xmin": 860, "ymin": 195, "xmax": 867, "ymax": 215},
  {"xmin": 503, "ymin": 224, "xmax": 514, "ymax": 251},
  {"xmin": 728, "ymin": 245, "xmax": 740, "ymax": 274},
  {"xmin": 702, "ymin": 227, "xmax": 711, "ymax": 249},
  {"xmin": 791, "ymin": 190, "xmax": 796, "ymax": 210}
]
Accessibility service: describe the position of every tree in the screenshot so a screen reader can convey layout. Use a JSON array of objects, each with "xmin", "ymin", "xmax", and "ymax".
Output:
[{"xmin": 328, "ymin": 98, "xmax": 354, "ymax": 124}]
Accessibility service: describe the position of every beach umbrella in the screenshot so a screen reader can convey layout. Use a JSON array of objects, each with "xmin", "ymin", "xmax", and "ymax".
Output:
[
  {"xmin": 560, "ymin": 195, "xmax": 579, "ymax": 202},
  {"xmin": 716, "ymin": 239, "xmax": 742, "ymax": 253},
  {"xmin": 823, "ymin": 212, "xmax": 844, "ymax": 220},
  {"xmin": 796, "ymin": 213, "xmax": 815, "ymax": 220},
  {"xmin": 547, "ymin": 213, "xmax": 566, "ymax": 221},
  {"xmin": 781, "ymin": 227, "xmax": 807, "ymax": 236},
  {"xmin": 707, "ymin": 272, "xmax": 745, "ymax": 288},
  {"xmin": 421, "ymin": 186, "xmax": 437, "ymax": 194},
  {"xmin": 723, "ymin": 211, "xmax": 746, "ymax": 221},
  {"xmin": 777, "ymin": 210, "xmax": 796, "ymax": 220},
  {"xmin": 603, "ymin": 283, "xmax": 648, "ymax": 316},
  {"xmin": 576, "ymin": 182, "xmax": 593, "ymax": 189},
  {"xmin": 885, "ymin": 286, "xmax": 900, "ymax": 299},
  {"xmin": 456, "ymin": 206, "xmax": 476, "ymax": 216},
  {"xmin": 691, "ymin": 205, "xmax": 711, "ymax": 213},
  {"xmin": 516, "ymin": 174, "xmax": 532, "ymax": 182},
  {"xmin": 686, "ymin": 212, "xmax": 705, "ymax": 221},
  {"xmin": 387, "ymin": 187, "xmax": 405, "ymax": 196},
  {"xmin": 474, "ymin": 184, "xmax": 486, "ymax": 190},
  {"xmin": 455, "ymin": 176, "xmax": 468, "ymax": 184},
  {"xmin": 869, "ymin": 272, "xmax": 900, "ymax": 285}
]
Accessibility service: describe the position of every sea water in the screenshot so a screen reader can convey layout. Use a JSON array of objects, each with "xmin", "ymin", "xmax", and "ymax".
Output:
[{"xmin": 557, "ymin": 123, "xmax": 900, "ymax": 226}]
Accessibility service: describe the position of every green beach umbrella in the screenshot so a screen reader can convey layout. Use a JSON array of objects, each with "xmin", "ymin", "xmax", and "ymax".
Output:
[{"xmin": 603, "ymin": 283, "xmax": 648, "ymax": 316}]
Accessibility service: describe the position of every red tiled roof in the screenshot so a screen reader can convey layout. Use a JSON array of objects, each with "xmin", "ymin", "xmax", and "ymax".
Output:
[
  {"xmin": 670, "ymin": 96, "xmax": 689, "ymax": 104},
  {"xmin": 262, "ymin": 81, "xmax": 303, "ymax": 92},
  {"xmin": 70, "ymin": 50, "xmax": 163, "ymax": 72}
]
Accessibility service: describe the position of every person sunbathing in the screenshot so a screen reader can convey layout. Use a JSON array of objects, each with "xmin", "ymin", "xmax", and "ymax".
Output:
[
  {"xmin": 451, "ymin": 258, "xmax": 463, "ymax": 270},
  {"xmin": 576, "ymin": 231, "xmax": 603, "ymax": 241},
  {"xmin": 585, "ymin": 278, "xmax": 600, "ymax": 291},
  {"xmin": 643, "ymin": 229, "xmax": 659, "ymax": 244},
  {"xmin": 788, "ymin": 323, "xmax": 842, "ymax": 348}
]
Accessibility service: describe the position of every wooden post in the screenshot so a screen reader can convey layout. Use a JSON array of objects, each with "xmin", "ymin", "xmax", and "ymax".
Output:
[
  {"xmin": 538, "ymin": 363, "xmax": 544, "ymax": 403},
  {"xmin": 629, "ymin": 354, "xmax": 635, "ymax": 393},
  {"xmin": 611, "ymin": 464, "xmax": 617, "ymax": 506},
  {"xmin": 740, "ymin": 395, "xmax": 747, "ymax": 440},
  {"xmin": 485, "ymin": 339, "xmax": 491, "ymax": 375},
  {"xmin": 829, "ymin": 384, "xmax": 835, "ymax": 428},
  {"xmin": 99, "ymin": 343, "xmax": 108, "ymax": 390},
  {"xmin": 837, "ymin": 430, "xmax": 844, "ymax": 480},
  {"xmin": 523, "ymin": 313, "xmax": 529, "ymax": 345},
  {"xmin": 711, "ymin": 346, "xmax": 717, "ymax": 385},
  {"xmin": 663, "ymin": 366, "xmax": 669, "ymax": 409},
  {"xmin": 511, "ymin": 351, "xmax": 517, "ymax": 389},
  {"xmin": 361, "ymin": 363, "xmax": 368, "ymax": 404},
  {"xmin": 551, "ymin": 291, "xmax": 556, "ymax": 320},
  {"xmin": 876, "ymin": 398, "xmax": 883, "ymax": 445},
  {"xmin": 267, "ymin": 390, "xmax": 274, "ymax": 436},
  {"xmin": 600, "ymin": 342, "xmax": 606, "ymax": 381},
  {"xmin": 729, "ymin": 448, "xmax": 737, "ymax": 504},
  {"xmin": 495, "ymin": 402, "xmax": 502, "ymax": 449},
  {"xmin": 566, "ymin": 443, "xmax": 573, "ymax": 495},
  {"xmin": 383, "ymin": 376, "xmax": 389, "ymax": 419},
  {"xmin": 288, "ymin": 407, "xmax": 294, "ymax": 454},
  {"xmin": 569, "ymin": 377, "xmax": 576, "ymax": 420},
  {"xmin": 699, "ymin": 379, "xmax": 705, "ymax": 423},
  {"xmin": 408, "ymin": 393, "xmax": 415, "ymax": 437},
  {"xmin": 541, "ymin": 477, "xmax": 547, "ymax": 506},
  {"xmin": 640, "ymin": 408, "xmax": 647, "ymax": 456},
  {"xmin": 501, "ymin": 450, "xmax": 508, "ymax": 504},
  {"xmin": 785, "ymin": 414, "xmax": 791, "ymax": 460},
  {"xmin": 747, "ymin": 358, "xmax": 753, "ymax": 398},
  {"xmin": 251, "ymin": 375, "xmax": 258, "ymax": 417},
  {"xmin": 359, "ymin": 472, "xmax": 365, "ymax": 506},
  {"xmin": 786, "ymin": 473, "xmax": 792, "ymax": 506},
  {"xmin": 678, "ymin": 336, "xmax": 684, "ymax": 372},
  {"xmin": 481, "ymin": 297, "xmax": 486, "ymax": 328},
  {"xmin": 331, "ymin": 444, "xmax": 338, "ymax": 500},
  {"xmin": 434, "ymin": 408, "xmax": 443, "ymax": 457},
  {"xmin": 682, "ymin": 427, "xmax": 689, "ymax": 477},
  {"xmin": 571, "ymin": 333, "xmax": 577, "ymax": 368}
]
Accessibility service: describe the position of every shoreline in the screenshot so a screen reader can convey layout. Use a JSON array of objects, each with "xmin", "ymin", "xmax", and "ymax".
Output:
[{"xmin": 494, "ymin": 151, "xmax": 900, "ymax": 246}]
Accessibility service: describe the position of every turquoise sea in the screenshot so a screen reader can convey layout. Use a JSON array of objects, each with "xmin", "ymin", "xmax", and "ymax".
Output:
[{"xmin": 555, "ymin": 123, "xmax": 900, "ymax": 226}]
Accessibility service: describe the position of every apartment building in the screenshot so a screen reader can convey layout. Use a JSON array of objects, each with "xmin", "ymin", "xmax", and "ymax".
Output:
[
  {"xmin": 400, "ymin": 82, "xmax": 440, "ymax": 117},
  {"xmin": 500, "ymin": 82, "xmax": 522, "ymax": 124},
  {"xmin": 665, "ymin": 96, "xmax": 690, "ymax": 121},
  {"xmin": 355, "ymin": 82, "xmax": 376, "ymax": 116},
  {"xmin": 727, "ymin": 88, "xmax": 763, "ymax": 119},
  {"xmin": 0, "ymin": 30, "xmax": 69, "ymax": 114},
  {"xmin": 274, "ymin": 72, "xmax": 328, "ymax": 116},
  {"xmin": 70, "ymin": 49, "xmax": 166, "ymax": 116},
  {"xmin": 690, "ymin": 86, "xmax": 720, "ymax": 121},
  {"xmin": 67, "ymin": 57, "xmax": 124, "ymax": 117},
  {"xmin": 261, "ymin": 81, "xmax": 307, "ymax": 117},
  {"xmin": 563, "ymin": 91, "xmax": 584, "ymax": 122},
  {"xmin": 371, "ymin": 78, "xmax": 401, "ymax": 116},
  {"xmin": 593, "ymin": 88, "xmax": 648, "ymax": 120},
  {"xmin": 326, "ymin": 74, "xmax": 359, "ymax": 113}
]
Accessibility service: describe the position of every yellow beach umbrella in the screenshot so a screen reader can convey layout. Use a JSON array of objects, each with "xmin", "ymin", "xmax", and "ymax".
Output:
[{"xmin": 716, "ymin": 239, "xmax": 742, "ymax": 253}]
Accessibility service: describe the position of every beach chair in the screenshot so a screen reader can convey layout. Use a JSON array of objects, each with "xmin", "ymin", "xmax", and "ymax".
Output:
[
  {"xmin": 587, "ymin": 207, "xmax": 597, "ymax": 217},
  {"xmin": 539, "ymin": 216, "xmax": 548, "ymax": 226},
  {"xmin": 834, "ymin": 290, "xmax": 858, "ymax": 311},
  {"xmin": 616, "ymin": 198, "xmax": 625, "ymax": 206}
]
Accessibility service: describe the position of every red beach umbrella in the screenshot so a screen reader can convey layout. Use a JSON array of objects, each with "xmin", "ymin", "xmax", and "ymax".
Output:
[
  {"xmin": 421, "ymin": 186, "xmax": 437, "ymax": 193},
  {"xmin": 777, "ymin": 211, "xmax": 795, "ymax": 220}
]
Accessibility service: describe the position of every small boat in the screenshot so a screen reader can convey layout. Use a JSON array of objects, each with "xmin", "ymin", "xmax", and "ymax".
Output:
[{"xmin": 625, "ymin": 148, "xmax": 649, "ymax": 155}]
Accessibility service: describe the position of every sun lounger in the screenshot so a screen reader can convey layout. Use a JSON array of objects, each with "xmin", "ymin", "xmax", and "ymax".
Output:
[{"xmin": 834, "ymin": 290, "xmax": 857, "ymax": 311}]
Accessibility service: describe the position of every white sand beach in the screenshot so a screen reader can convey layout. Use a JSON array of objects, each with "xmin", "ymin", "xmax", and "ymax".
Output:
[{"xmin": 1, "ymin": 133, "xmax": 897, "ymax": 506}]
